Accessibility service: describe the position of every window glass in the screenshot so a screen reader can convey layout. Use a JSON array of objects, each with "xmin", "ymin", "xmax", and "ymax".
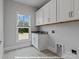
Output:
[{"xmin": 16, "ymin": 14, "xmax": 30, "ymax": 40}]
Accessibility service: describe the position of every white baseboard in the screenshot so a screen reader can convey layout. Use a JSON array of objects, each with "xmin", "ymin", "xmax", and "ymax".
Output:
[
  {"xmin": 4, "ymin": 43, "xmax": 31, "ymax": 52},
  {"xmin": 48, "ymin": 47, "xmax": 57, "ymax": 54}
]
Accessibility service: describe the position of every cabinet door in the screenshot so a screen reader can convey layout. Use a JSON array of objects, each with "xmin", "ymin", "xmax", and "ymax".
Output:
[
  {"xmin": 32, "ymin": 34, "xmax": 35, "ymax": 46},
  {"xmin": 34, "ymin": 34, "xmax": 38, "ymax": 49},
  {"xmin": 49, "ymin": 0, "xmax": 56, "ymax": 23},
  {"xmin": 36, "ymin": 9, "xmax": 43, "ymax": 25},
  {"xmin": 74, "ymin": 0, "xmax": 79, "ymax": 20},
  {"xmin": 36, "ymin": 11, "xmax": 40, "ymax": 25},
  {"xmin": 43, "ymin": 3, "xmax": 50, "ymax": 24},
  {"xmin": 57, "ymin": 0, "xmax": 74, "ymax": 22},
  {"xmin": 32, "ymin": 34, "xmax": 38, "ymax": 49},
  {"xmin": 38, "ymin": 34, "xmax": 49, "ymax": 50},
  {"xmin": 38, "ymin": 9, "xmax": 44, "ymax": 25}
]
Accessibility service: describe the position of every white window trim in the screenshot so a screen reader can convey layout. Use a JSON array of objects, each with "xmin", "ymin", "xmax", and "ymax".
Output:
[
  {"xmin": 16, "ymin": 27, "xmax": 31, "ymax": 42},
  {"xmin": 16, "ymin": 14, "xmax": 31, "ymax": 42}
]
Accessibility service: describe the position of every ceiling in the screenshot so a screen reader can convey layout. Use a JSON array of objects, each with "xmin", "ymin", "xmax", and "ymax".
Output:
[{"xmin": 13, "ymin": 0, "xmax": 51, "ymax": 8}]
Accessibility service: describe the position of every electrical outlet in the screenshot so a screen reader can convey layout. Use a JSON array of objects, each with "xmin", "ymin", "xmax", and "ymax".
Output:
[{"xmin": 52, "ymin": 30, "xmax": 55, "ymax": 33}]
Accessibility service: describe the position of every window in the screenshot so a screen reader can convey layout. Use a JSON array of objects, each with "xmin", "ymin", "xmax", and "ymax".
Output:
[{"xmin": 16, "ymin": 14, "xmax": 30, "ymax": 41}]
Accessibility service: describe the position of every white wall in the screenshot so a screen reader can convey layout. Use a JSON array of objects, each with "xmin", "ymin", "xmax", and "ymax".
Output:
[
  {"xmin": 4, "ymin": 0, "xmax": 37, "ymax": 51},
  {"xmin": 40, "ymin": 22, "xmax": 79, "ymax": 58}
]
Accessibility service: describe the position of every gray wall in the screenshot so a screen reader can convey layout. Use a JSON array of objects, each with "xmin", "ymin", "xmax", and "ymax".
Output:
[
  {"xmin": 4, "ymin": 0, "xmax": 37, "ymax": 51},
  {"xmin": 40, "ymin": 22, "xmax": 79, "ymax": 58}
]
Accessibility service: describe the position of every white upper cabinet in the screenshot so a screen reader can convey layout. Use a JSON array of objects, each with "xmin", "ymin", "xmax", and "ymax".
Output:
[
  {"xmin": 74, "ymin": 0, "xmax": 79, "ymax": 20},
  {"xmin": 43, "ymin": 0, "xmax": 56, "ymax": 24},
  {"xmin": 36, "ymin": 11, "xmax": 39, "ymax": 25},
  {"xmin": 38, "ymin": 9, "xmax": 44, "ymax": 25},
  {"xmin": 36, "ymin": 8, "xmax": 43, "ymax": 25},
  {"xmin": 57, "ymin": 0, "xmax": 74, "ymax": 22},
  {"xmin": 36, "ymin": 0, "xmax": 79, "ymax": 26},
  {"xmin": 49, "ymin": 0, "xmax": 56, "ymax": 23},
  {"xmin": 36, "ymin": 0, "xmax": 57, "ymax": 26},
  {"xmin": 43, "ymin": 3, "xmax": 50, "ymax": 24}
]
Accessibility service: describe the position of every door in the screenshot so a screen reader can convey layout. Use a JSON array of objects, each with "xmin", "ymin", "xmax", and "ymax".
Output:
[
  {"xmin": 0, "ymin": 0, "xmax": 3, "ymax": 59},
  {"xmin": 57, "ymin": 0, "xmax": 74, "ymax": 22},
  {"xmin": 74, "ymin": 0, "xmax": 79, "ymax": 20},
  {"xmin": 49, "ymin": 0, "xmax": 56, "ymax": 23}
]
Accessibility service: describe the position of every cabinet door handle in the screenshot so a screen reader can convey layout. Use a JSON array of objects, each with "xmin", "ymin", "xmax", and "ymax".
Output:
[
  {"xmin": 69, "ymin": 11, "xmax": 71, "ymax": 17},
  {"xmin": 71, "ymin": 11, "xmax": 74, "ymax": 17},
  {"xmin": 69, "ymin": 11, "xmax": 74, "ymax": 17},
  {"xmin": 48, "ymin": 18, "xmax": 50, "ymax": 22}
]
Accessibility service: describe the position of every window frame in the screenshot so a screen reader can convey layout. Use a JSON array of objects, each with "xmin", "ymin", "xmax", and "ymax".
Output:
[{"xmin": 16, "ymin": 14, "xmax": 31, "ymax": 42}]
